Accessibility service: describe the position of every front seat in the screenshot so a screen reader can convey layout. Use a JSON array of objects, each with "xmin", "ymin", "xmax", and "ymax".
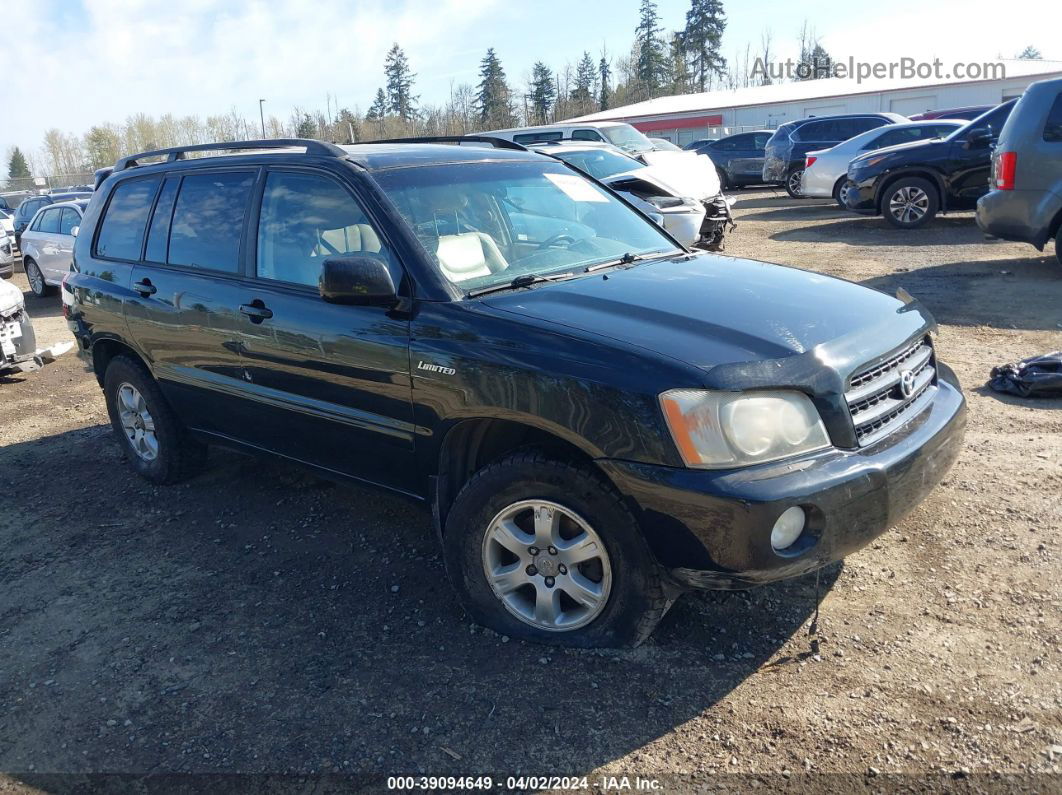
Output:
[{"xmin": 435, "ymin": 232, "xmax": 508, "ymax": 283}]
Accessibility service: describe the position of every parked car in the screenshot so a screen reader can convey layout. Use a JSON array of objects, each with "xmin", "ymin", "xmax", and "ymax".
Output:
[
  {"xmin": 682, "ymin": 138, "xmax": 718, "ymax": 150},
  {"xmin": 0, "ymin": 277, "xmax": 72, "ymax": 375},
  {"xmin": 648, "ymin": 137, "xmax": 681, "ymax": 151},
  {"xmin": 802, "ymin": 120, "xmax": 963, "ymax": 206},
  {"xmin": 977, "ymin": 78, "xmax": 1062, "ymax": 266},
  {"xmin": 845, "ymin": 100, "xmax": 1017, "ymax": 229},
  {"xmin": 483, "ymin": 121, "xmax": 660, "ymax": 157},
  {"xmin": 68, "ymin": 138, "xmax": 966, "ymax": 648},
  {"xmin": 909, "ymin": 105, "xmax": 993, "ymax": 122},
  {"xmin": 763, "ymin": 113, "xmax": 908, "ymax": 197},
  {"xmin": 531, "ymin": 140, "xmax": 732, "ymax": 250},
  {"xmin": 20, "ymin": 200, "xmax": 88, "ymax": 297},
  {"xmin": 0, "ymin": 207, "xmax": 14, "ymax": 236},
  {"xmin": 695, "ymin": 130, "xmax": 773, "ymax": 190},
  {"xmin": 0, "ymin": 227, "xmax": 13, "ymax": 280},
  {"xmin": 12, "ymin": 191, "xmax": 91, "ymax": 247}
]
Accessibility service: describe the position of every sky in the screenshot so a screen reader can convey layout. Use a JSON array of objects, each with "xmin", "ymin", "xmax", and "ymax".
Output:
[{"xmin": 3, "ymin": 0, "xmax": 1058, "ymax": 171}]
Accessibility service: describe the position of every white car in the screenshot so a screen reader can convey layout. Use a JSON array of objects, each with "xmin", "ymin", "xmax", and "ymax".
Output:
[
  {"xmin": 534, "ymin": 141, "xmax": 733, "ymax": 250},
  {"xmin": 0, "ymin": 227, "xmax": 13, "ymax": 280},
  {"xmin": 19, "ymin": 199, "xmax": 87, "ymax": 297},
  {"xmin": 0, "ymin": 208, "xmax": 14, "ymax": 236},
  {"xmin": 0, "ymin": 277, "xmax": 72, "ymax": 375},
  {"xmin": 801, "ymin": 120, "xmax": 964, "ymax": 206}
]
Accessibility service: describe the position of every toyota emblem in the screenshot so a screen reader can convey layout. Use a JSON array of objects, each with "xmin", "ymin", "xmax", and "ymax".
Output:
[{"xmin": 899, "ymin": 369, "xmax": 916, "ymax": 398}]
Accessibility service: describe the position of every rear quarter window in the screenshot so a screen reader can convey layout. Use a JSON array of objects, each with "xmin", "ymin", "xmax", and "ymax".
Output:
[
  {"xmin": 95, "ymin": 177, "xmax": 162, "ymax": 260},
  {"xmin": 514, "ymin": 132, "xmax": 562, "ymax": 143},
  {"xmin": 1043, "ymin": 92, "xmax": 1062, "ymax": 142}
]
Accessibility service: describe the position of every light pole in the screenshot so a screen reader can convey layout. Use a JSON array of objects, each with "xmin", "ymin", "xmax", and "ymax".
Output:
[{"xmin": 258, "ymin": 99, "xmax": 266, "ymax": 137}]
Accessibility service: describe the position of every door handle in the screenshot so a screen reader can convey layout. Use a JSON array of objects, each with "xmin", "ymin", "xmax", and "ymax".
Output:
[
  {"xmin": 134, "ymin": 279, "xmax": 157, "ymax": 296},
  {"xmin": 240, "ymin": 301, "xmax": 273, "ymax": 323}
]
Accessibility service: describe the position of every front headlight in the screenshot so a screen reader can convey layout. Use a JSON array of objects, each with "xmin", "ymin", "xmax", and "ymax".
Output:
[{"xmin": 660, "ymin": 389, "xmax": 831, "ymax": 468}]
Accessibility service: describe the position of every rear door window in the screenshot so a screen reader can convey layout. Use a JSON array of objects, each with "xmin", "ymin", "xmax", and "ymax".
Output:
[
  {"xmin": 794, "ymin": 121, "xmax": 830, "ymax": 141},
  {"xmin": 38, "ymin": 208, "xmax": 62, "ymax": 234},
  {"xmin": 1043, "ymin": 92, "xmax": 1062, "ymax": 142},
  {"xmin": 95, "ymin": 177, "xmax": 162, "ymax": 260},
  {"xmin": 167, "ymin": 171, "xmax": 254, "ymax": 272},
  {"xmin": 59, "ymin": 207, "xmax": 80, "ymax": 235},
  {"xmin": 513, "ymin": 131, "xmax": 562, "ymax": 144}
]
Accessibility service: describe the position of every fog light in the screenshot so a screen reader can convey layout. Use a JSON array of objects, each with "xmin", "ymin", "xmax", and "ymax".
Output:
[{"xmin": 771, "ymin": 506, "xmax": 806, "ymax": 551}]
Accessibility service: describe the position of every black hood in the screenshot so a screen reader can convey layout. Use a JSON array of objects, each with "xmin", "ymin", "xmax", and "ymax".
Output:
[{"xmin": 482, "ymin": 253, "xmax": 934, "ymax": 382}]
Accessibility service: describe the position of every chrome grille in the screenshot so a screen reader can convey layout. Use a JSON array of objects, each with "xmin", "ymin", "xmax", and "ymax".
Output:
[{"xmin": 846, "ymin": 337, "xmax": 936, "ymax": 447}]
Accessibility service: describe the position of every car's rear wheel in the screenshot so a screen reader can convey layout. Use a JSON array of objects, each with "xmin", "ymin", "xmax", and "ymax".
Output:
[
  {"xmin": 1055, "ymin": 237, "xmax": 1061, "ymax": 267},
  {"xmin": 785, "ymin": 168, "xmax": 805, "ymax": 198},
  {"xmin": 882, "ymin": 177, "xmax": 938, "ymax": 229},
  {"xmin": 24, "ymin": 259, "xmax": 53, "ymax": 297},
  {"xmin": 103, "ymin": 355, "xmax": 206, "ymax": 484},
  {"xmin": 443, "ymin": 450, "xmax": 674, "ymax": 647},
  {"xmin": 833, "ymin": 178, "xmax": 851, "ymax": 209}
]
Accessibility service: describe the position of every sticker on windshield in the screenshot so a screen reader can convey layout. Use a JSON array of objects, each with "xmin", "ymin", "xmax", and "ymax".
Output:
[{"xmin": 545, "ymin": 173, "xmax": 608, "ymax": 203}]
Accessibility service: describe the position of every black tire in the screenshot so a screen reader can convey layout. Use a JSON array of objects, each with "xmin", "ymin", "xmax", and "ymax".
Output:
[
  {"xmin": 785, "ymin": 168, "xmax": 805, "ymax": 198},
  {"xmin": 833, "ymin": 178, "xmax": 850, "ymax": 209},
  {"xmin": 103, "ymin": 355, "xmax": 206, "ymax": 484},
  {"xmin": 881, "ymin": 177, "xmax": 939, "ymax": 229},
  {"xmin": 24, "ymin": 259, "xmax": 54, "ymax": 297},
  {"xmin": 1055, "ymin": 238, "xmax": 1061, "ymax": 267},
  {"xmin": 443, "ymin": 450, "xmax": 674, "ymax": 648},
  {"xmin": 716, "ymin": 168, "xmax": 729, "ymax": 191}
]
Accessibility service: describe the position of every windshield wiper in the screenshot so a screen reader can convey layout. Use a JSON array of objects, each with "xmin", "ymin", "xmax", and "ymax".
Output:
[
  {"xmin": 585, "ymin": 249, "xmax": 678, "ymax": 273},
  {"xmin": 467, "ymin": 271, "xmax": 578, "ymax": 298}
]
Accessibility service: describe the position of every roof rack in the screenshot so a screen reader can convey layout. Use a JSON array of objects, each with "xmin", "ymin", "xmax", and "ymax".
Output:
[
  {"xmin": 113, "ymin": 138, "xmax": 347, "ymax": 172},
  {"xmin": 371, "ymin": 135, "xmax": 529, "ymax": 151}
]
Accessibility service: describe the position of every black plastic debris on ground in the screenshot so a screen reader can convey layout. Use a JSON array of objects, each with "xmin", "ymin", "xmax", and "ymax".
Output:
[{"xmin": 989, "ymin": 351, "xmax": 1062, "ymax": 397}]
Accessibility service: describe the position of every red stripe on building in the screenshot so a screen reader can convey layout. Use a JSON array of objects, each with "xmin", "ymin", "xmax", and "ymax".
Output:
[{"xmin": 631, "ymin": 115, "xmax": 723, "ymax": 132}]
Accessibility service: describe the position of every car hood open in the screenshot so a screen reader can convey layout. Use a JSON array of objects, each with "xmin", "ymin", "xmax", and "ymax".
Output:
[{"xmin": 482, "ymin": 253, "xmax": 934, "ymax": 378}]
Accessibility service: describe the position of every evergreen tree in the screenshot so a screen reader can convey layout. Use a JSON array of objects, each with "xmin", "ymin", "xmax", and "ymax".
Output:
[
  {"xmin": 384, "ymin": 43, "xmax": 418, "ymax": 122},
  {"xmin": 1017, "ymin": 45, "xmax": 1042, "ymax": 59},
  {"xmin": 795, "ymin": 23, "xmax": 832, "ymax": 80},
  {"xmin": 598, "ymin": 53, "xmax": 612, "ymax": 111},
  {"xmin": 528, "ymin": 61, "xmax": 556, "ymax": 124},
  {"xmin": 366, "ymin": 88, "xmax": 388, "ymax": 122},
  {"xmin": 635, "ymin": 0, "xmax": 668, "ymax": 97},
  {"xmin": 7, "ymin": 147, "xmax": 31, "ymax": 180},
  {"xmin": 476, "ymin": 48, "xmax": 515, "ymax": 128},
  {"xmin": 571, "ymin": 51, "xmax": 596, "ymax": 111},
  {"xmin": 337, "ymin": 108, "xmax": 362, "ymax": 143},
  {"xmin": 683, "ymin": 0, "xmax": 727, "ymax": 92},
  {"xmin": 294, "ymin": 113, "xmax": 317, "ymax": 138},
  {"xmin": 668, "ymin": 32, "xmax": 693, "ymax": 95}
]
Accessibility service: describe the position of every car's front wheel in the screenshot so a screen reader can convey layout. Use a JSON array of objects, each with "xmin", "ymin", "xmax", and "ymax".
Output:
[
  {"xmin": 103, "ymin": 355, "xmax": 206, "ymax": 484},
  {"xmin": 716, "ymin": 168, "xmax": 729, "ymax": 191},
  {"xmin": 444, "ymin": 451, "xmax": 674, "ymax": 647},
  {"xmin": 785, "ymin": 168, "xmax": 805, "ymax": 198},
  {"xmin": 882, "ymin": 177, "xmax": 938, "ymax": 229},
  {"xmin": 24, "ymin": 259, "xmax": 53, "ymax": 297}
]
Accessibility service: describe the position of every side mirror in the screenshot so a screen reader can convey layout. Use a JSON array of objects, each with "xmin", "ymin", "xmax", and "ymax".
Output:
[
  {"xmin": 319, "ymin": 255, "xmax": 397, "ymax": 306},
  {"xmin": 965, "ymin": 131, "xmax": 993, "ymax": 149},
  {"xmin": 70, "ymin": 226, "xmax": 79, "ymax": 238}
]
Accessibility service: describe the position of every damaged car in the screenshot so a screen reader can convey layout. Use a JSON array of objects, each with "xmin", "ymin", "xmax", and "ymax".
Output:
[
  {"xmin": 530, "ymin": 140, "xmax": 733, "ymax": 250},
  {"xmin": 0, "ymin": 278, "xmax": 73, "ymax": 375}
]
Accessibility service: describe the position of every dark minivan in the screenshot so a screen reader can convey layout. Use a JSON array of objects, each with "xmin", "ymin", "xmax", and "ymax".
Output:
[
  {"xmin": 762, "ymin": 113, "xmax": 906, "ymax": 197},
  {"xmin": 66, "ymin": 138, "xmax": 966, "ymax": 647},
  {"xmin": 977, "ymin": 77, "xmax": 1062, "ymax": 265}
]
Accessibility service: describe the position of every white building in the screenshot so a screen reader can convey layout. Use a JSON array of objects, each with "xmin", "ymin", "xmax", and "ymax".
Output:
[{"xmin": 565, "ymin": 60, "xmax": 1062, "ymax": 146}]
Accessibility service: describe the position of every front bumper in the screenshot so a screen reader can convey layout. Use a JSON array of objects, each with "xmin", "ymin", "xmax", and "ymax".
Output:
[
  {"xmin": 0, "ymin": 308, "xmax": 73, "ymax": 374},
  {"xmin": 844, "ymin": 173, "xmax": 879, "ymax": 213},
  {"xmin": 598, "ymin": 371, "xmax": 966, "ymax": 590}
]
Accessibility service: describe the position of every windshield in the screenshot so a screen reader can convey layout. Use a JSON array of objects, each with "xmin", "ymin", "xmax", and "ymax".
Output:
[
  {"xmin": 374, "ymin": 160, "xmax": 679, "ymax": 293},
  {"xmin": 549, "ymin": 148, "xmax": 645, "ymax": 180},
  {"xmin": 601, "ymin": 124, "xmax": 655, "ymax": 154}
]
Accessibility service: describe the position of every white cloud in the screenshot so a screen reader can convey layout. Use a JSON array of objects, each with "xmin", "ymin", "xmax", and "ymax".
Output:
[{"xmin": 3, "ymin": 0, "xmax": 500, "ymax": 169}]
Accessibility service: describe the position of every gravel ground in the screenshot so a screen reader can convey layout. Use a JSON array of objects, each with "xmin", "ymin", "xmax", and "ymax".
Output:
[{"xmin": 1, "ymin": 189, "xmax": 1060, "ymax": 790}]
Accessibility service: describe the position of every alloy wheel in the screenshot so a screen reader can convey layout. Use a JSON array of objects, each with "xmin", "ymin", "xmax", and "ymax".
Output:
[
  {"xmin": 787, "ymin": 169, "xmax": 804, "ymax": 196},
  {"xmin": 481, "ymin": 499, "xmax": 612, "ymax": 632},
  {"xmin": 27, "ymin": 263, "xmax": 44, "ymax": 295},
  {"xmin": 116, "ymin": 383, "xmax": 159, "ymax": 461},
  {"xmin": 888, "ymin": 186, "xmax": 929, "ymax": 225}
]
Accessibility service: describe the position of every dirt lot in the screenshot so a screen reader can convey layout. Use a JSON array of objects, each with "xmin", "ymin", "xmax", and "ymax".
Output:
[{"xmin": 1, "ymin": 190, "xmax": 1060, "ymax": 789}]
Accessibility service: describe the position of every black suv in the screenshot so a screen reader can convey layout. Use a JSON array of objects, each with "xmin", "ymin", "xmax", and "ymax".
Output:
[
  {"xmin": 845, "ymin": 100, "xmax": 1017, "ymax": 229},
  {"xmin": 762, "ymin": 113, "xmax": 906, "ymax": 197},
  {"xmin": 67, "ymin": 138, "xmax": 966, "ymax": 647},
  {"xmin": 695, "ymin": 130, "xmax": 773, "ymax": 190}
]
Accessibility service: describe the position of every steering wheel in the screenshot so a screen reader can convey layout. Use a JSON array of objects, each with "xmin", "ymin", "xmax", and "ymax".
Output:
[{"xmin": 538, "ymin": 232, "xmax": 578, "ymax": 250}]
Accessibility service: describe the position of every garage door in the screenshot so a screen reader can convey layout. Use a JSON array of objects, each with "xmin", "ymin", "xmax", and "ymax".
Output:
[{"xmin": 890, "ymin": 95, "xmax": 937, "ymax": 117}]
